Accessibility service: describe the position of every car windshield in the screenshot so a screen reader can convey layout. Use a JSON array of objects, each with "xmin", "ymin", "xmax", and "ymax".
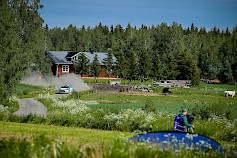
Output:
[{"xmin": 61, "ymin": 85, "xmax": 69, "ymax": 88}]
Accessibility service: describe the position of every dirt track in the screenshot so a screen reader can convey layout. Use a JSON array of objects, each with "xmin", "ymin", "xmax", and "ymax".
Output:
[{"xmin": 14, "ymin": 98, "xmax": 47, "ymax": 117}]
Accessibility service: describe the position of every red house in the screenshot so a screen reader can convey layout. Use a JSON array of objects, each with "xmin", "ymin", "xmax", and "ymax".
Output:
[{"xmin": 47, "ymin": 51, "xmax": 117, "ymax": 78}]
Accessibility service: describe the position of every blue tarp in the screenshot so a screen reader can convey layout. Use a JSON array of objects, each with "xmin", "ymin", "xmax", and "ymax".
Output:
[{"xmin": 130, "ymin": 131, "xmax": 224, "ymax": 152}]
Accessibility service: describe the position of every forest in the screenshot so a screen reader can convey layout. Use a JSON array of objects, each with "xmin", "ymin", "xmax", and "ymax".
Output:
[
  {"xmin": 1, "ymin": 0, "xmax": 237, "ymax": 103},
  {"xmin": 45, "ymin": 23, "xmax": 237, "ymax": 85}
]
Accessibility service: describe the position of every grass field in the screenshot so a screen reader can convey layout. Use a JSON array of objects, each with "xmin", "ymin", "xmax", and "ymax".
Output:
[
  {"xmin": 80, "ymin": 86, "xmax": 237, "ymax": 113},
  {"xmin": 16, "ymin": 84, "xmax": 53, "ymax": 99},
  {"xmin": 1, "ymin": 82, "xmax": 237, "ymax": 157},
  {"xmin": 0, "ymin": 121, "xmax": 132, "ymax": 144},
  {"xmin": 0, "ymin": 122, "xmax": 236, "ymax": 158},
  {"xmin": 82, "ymin": 77, "xmax": 153, "ymax": 85}
]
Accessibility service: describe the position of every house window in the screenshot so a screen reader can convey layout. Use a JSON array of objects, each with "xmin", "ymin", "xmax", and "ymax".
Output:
[{"xmin": 62, "ymin": 65, "xmax": 69, "ymax": 73}]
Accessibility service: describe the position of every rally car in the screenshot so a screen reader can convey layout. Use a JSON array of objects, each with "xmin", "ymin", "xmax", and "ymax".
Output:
[{"xmin": 58, "ymin": 85, "xmax": 74, "ymax": 93}]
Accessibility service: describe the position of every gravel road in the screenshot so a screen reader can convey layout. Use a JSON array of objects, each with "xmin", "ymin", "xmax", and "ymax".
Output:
[{"xmin": 14, "ymin": 98, "xmax": 47, "ymax": 117}]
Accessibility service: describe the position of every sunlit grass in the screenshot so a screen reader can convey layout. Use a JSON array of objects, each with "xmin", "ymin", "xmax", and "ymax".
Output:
[
  {"xmin": 16, "ymin": 84, "xmax": 54, "ymax": 99},
  {"xmin": 0, "ymin": 121, "xmax": 133, "ymax": 144},
  {"xmin": 1, "ymin": 83, "xmax": 236, "ymax": 157}
]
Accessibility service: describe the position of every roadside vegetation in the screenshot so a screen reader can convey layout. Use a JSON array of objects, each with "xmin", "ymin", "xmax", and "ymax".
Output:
[{"xmin": 16, "ymin": 84, "xmax": 54, "ymax": 99}]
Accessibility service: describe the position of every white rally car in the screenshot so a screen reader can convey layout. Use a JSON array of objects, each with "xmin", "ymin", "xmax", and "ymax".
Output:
[{"xmin": 58, "ymin": 85, "xmax": 74, "ymax": 93}]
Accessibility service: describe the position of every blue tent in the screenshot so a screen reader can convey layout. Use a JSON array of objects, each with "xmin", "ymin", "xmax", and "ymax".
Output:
[{"xmin": 130, "ymin": 131, "xmax": 224, "ymax": 152}]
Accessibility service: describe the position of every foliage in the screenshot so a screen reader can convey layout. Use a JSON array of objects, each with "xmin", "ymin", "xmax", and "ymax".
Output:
[
  {"xmin": 45, "ymin": 23, "xmax": 237, "ymax": 84},
  {"xmin": 74, "ymin": 53, "xmax": 90, "ymax": 76},
  {"xmin": 83, "ymin": 77, "xmax": 119, "ymax": 83},
  {"xmin": 114, "ymin": 50, "xmax": 126, "ymax": 78},
  {"xmin": 0, "ymin": 0, "xmax": 49, "ymax": 104},
  {"xmin": 103, "ymin": 51, "xmax": 114, "ymax": 78},
  {"xmin": 220, "ymin": 59, "xmax": 234, "ymax": 83},
  {"xmin": 90, "ymin": 54, "xmax": 102, "ymax": 80},
  {"xmin": 142, "ymin": 99, "xmax": 156, "ymax": 113},
  {"xmin": 1, "ymin": 90, "xmax": 236, "ymax": 142},
  {"xmin": 0, "ymin": 133, "xmax": 236, "ymax": 158},
  {"xmin": 83, "ymin": 78, "xmax": 153, "ymax": 85},
  {"xmin": 0, "ymin": 83, "xmax": 237, "ymax": 151},
  {"xmin": 191, "ymin": 101, "xmax": 237, "ymax": 120},
  {"xmin": 64, "ymin": 89, "xmax": 96, "ymax": 100},
  {"xmin": 16, "ymin": 84, "xmax": 50, "ymax": 99},
  {"xmin": 151, "ymin": 52, "xmax": 163, "ymax": 80}
]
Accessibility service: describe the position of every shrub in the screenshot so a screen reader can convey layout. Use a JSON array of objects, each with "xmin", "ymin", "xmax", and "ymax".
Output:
[
  {"xmin": 142, "ymin": 99, "xmax": 156, "ymax": 113},
  {"xmin": 65, "ymin": 89, "xmax": 96, "ymax": 100},
  {"xmin": 192, "ymin": 101, "xmax": 237, "ymax": 120}
]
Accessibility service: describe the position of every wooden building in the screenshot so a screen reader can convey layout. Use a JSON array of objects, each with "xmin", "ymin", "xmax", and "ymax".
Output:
[{"xmin": 47, "ymin": 51, "xmax": 117, "ymax": 78}]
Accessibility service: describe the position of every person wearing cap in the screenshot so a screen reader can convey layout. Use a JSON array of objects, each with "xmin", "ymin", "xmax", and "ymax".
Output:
[
  {"xmin": 174, "ymin": 109, "xmax": 195, "ymax": 132},
  {"xmin": 181, "ymin": 109, "xmax": 194, "ymax": 131}
]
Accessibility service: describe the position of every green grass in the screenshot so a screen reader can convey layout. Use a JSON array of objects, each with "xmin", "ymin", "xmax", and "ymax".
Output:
[
  {"xmin": 16, "ymin": 84, "xmax": 55, "ymax": 98},
  {"xmin": 0, "ymin": 121, "xmax": 133, "ymax": 144},
  {"xmin": 80, "ymin": 90, "xmax": 237, "ymax": 113},
  {"xmin": 83, "ymin": 77, "xmax": 153, "ymax": 85},
  {"xmin": 0, "ymin": 121, "xmax": 236, "ymax": 158},
  {"xmin": 16, "ymin": 84, "xmax": 45, "ymax": 92},
  {"xmin": 2, "ymin": 83, "xmax": 237, "ymax": 157},
  {"xmin": 82, "ymin": 77, "xmax": 119, "ymax": 84}
]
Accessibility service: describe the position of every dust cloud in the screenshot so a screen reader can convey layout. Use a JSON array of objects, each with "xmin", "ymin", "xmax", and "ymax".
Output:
[{"xmin": 21, "ymin": 72, "xmax": 91, "ymax": 92}]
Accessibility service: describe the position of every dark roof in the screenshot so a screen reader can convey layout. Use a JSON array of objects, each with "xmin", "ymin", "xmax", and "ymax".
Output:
[
  {"xmin": 65, "ymin": 51, "xmax": 79, "ymax": 58},
  {"xmin": 83, "ymin": 52, "xmax": 117, "ymax": 65},
  {"xmin": 47, "ymin": 51, "xmax": 74, "ymax": 64},
  {"xmin": 47, "ymin": 51, "xmax": 117, "ymax": 65}
]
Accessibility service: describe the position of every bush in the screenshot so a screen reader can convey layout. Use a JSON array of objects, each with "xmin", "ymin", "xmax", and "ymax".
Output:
[
  {"xmin": 142, "ymin": 100, "xmax": 156, "ymax": 113},
  {"xmin": 65, "ymin": 89, "xmax": 96, "ymax": 100},
  {"xmin": 191, "ymin": 101, "xmax": 237, "ymax": 120}
]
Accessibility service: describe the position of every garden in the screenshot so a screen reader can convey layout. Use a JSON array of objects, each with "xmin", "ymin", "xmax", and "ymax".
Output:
[{"xmin": 0, "ymin": 82, "xmax": 237, "ymax": 157}]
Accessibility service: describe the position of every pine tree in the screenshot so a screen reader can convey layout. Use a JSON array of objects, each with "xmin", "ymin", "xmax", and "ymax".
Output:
[
  {"xmin": 138, "ymin": 50, "xmax": 152, "ymax": 82},
  {"xmin": 151, "ymin": 52, "xmax": 163, "ymax": 81},
  {"xmin": 125, "ymin": 50, "xmax": 139, "ymax": 83},
  {"xmin": 75, "ymin": 53, "xmax": 90, "ymax": 77},
  {"xmin": 90, "ymin": 54, "xmax": 102, "ymax": 81},
  {"xmin": 220, "ymin": 60, "xmax": 234, "ymax": 83},
  {"xmin": 103, "ymin": 52, "xmax": 114, "ymax": 78},
  {"xmin": 45, "ymin": 22, "xmax": 237, "ymax": 84},
  {"xmin": 114, "ymin": 50, "xmax": 126, "ymax": 78}
]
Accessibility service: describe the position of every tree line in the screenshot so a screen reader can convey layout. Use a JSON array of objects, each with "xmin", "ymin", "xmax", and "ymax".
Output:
[
  {"xmin": 45, "ymin": 23, "xmax": 237, "ymax": 85},
  {"xmin": 1, "ymin": 0, "xmax": 237, "ymax": 104}
]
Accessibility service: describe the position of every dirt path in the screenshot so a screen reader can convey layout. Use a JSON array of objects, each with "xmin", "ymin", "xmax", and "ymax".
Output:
[{"xmin": 14, "ymin": 98, "xmax": 47, "ymax": 117}]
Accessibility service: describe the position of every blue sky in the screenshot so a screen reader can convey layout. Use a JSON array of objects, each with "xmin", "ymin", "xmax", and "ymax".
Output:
[{"xmin": 40, "ymin": 0, "xmax": 237, "ymax": 30}]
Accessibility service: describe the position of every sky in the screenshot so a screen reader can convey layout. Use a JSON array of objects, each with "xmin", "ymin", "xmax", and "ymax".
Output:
[{"xmin": 40, "ymin": 0, "xmax": 237, "ymax": 30}]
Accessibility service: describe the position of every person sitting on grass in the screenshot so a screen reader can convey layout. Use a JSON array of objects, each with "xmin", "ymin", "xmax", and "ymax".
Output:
[{"xmin": 174, "ymin": 109, "xmax": 195, "ymax": 133}]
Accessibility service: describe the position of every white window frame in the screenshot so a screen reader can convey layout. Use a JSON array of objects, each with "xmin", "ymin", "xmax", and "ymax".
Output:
[{"xmin": 62, "ymin": 65, "xmax": 69, "ymax": 73}]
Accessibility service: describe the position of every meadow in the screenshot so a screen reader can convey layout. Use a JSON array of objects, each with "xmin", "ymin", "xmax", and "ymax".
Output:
[{"xmin": 0, "ymin": 81, "xmax": 237, "ymax": 157}]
